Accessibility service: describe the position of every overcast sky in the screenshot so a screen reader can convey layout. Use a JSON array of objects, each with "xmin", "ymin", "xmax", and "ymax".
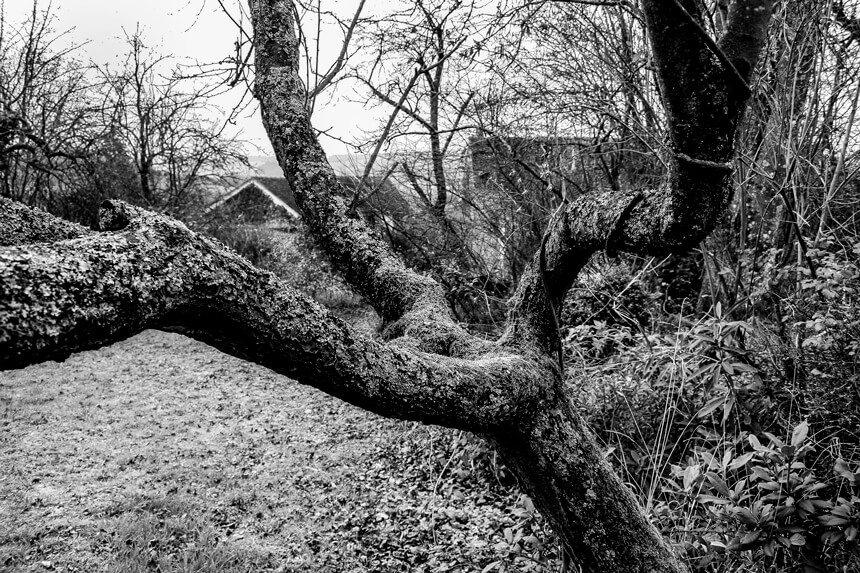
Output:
[{"xmin": 5, "ymin": 0, "xmax": 377, "ymax": 156}]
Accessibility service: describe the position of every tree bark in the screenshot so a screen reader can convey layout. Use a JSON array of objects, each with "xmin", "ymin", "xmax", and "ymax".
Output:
[
  {"xmin": 0, "ymin": 196, "xmax": 90, "ymax": 246},
  {"xmin": 0, "ymin": 1, "xmax": 774, "ymax": 571}
]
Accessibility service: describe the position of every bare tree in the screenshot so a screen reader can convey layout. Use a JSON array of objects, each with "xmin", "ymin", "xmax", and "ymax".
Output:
[
  {"xmin": 0, "ymin": 1, "xmax": 774, "ymax": 572},
  {"xmin": 343, "ymin": 0, "xmax": 536, "ymax": 322},
  {"xmin": 0, "ymin": 3, "xmax": 249, "ymax": 225},
  {"xmin": 96, "ymin": 28, "xmax": 249, "ymax": 218},
  {"xmin": 0, "ymin": 1, "xmax": 95, "ymax": 210}
]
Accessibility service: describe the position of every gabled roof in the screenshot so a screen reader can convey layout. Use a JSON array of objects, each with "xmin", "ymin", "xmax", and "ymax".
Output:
[
  {"xmin": 206, "ymin": 177, "xmax": 301, "ymax": 219},
  {"xmin": 206, "ymin": 174, "xmax": 412, "ymax": 223}
]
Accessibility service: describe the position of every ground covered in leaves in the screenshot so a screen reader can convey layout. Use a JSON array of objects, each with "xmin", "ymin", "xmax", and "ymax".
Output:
[{"xmin": 1, "ymin": 327, "xmax": 561, "ymax": 573}]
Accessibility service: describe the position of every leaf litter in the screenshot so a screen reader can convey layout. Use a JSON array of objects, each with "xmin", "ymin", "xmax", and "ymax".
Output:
[{"xmin": 1, "ymin": 329, "xmax": 561, "ymax": 572}]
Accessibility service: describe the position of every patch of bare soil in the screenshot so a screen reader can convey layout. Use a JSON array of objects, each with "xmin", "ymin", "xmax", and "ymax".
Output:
[{"xmin": 1, "ymin": 329, "xmax": 559, "ymax": 573}]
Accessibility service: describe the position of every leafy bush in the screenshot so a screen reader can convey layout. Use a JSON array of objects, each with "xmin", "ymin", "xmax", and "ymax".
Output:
[
  {"xmin": 567, "ymin": 304, "xmax": 770, "ymax": 485},
  {"xmin": 783, "ymin": 237, "xmax": 860, "ymax": 432},
  {"xmin": 565, "ymin": 300, "xmax": 860, "ymax": 572},
  {"xmin": 658, "ymin": 422, "xmax": 860, "ymax": 572}
]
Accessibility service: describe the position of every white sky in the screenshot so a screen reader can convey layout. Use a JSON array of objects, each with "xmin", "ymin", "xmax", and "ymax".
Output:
[{"xmin": 5, "ymin": 0, "xmax": 377, "ymax": 156}]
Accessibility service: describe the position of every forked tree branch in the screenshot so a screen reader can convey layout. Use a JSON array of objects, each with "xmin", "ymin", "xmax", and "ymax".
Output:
[
  {"xmin": 307, "ymin": 0, "xmax": 366, "ymax": 99},
  {"xmin": 247, "ymin": 0, "xmax": 482, "ymax": 354}
]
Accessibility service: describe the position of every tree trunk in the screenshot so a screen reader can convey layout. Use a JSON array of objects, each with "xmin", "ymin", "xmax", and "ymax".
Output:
[
  {"xmin": 494, "ymin": 395, "xmax": 685, "ymax": 572},
  {"xmin": 0, "ymin": 1, "xmax": 774, "ymax": 572}
]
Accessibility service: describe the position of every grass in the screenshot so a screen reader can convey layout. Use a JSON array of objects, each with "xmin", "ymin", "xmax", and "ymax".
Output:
[
  {"xmin": 0, "ymin": 329, "xmax": 560, "ymax": 573},
  {"xmin": 104, "ymin": 495, "xmax": 274, "ymax": 573}
]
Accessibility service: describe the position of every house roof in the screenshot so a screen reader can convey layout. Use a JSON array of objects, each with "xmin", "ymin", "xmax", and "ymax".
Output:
[
  {"xmin": 336, "ymin": 175, "xmax": 411, "ymax": 217},
  {"xmin": 206, "ymin": 177, "xmax": 300, "ymax": 218},
  {"xmin": 206, "ymin": 173, "xmax": 411, "ymax": 222},
  {"xmin": 252, "ymin": 177, "xmax": 299, "ymax": 213}
]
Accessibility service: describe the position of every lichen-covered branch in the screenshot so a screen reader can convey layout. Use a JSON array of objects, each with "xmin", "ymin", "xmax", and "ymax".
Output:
[
  {"xmin": 0, "ymin": 196, "xmax": 91, "ymax": 246},
  {"xmin": 0, "ymin": 191, "xmax": 683, "ymax": 573},
  {"xmin": 248, "ymin": 0, "xmax": 461, "ymax": 344},
  {"xmin": 0, "ymin": 200, "xmax": 543, "ymax": 431}
]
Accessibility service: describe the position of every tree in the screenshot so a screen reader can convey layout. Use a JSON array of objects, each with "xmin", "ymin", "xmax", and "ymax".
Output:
[
  {"xmin": 0, "ymin": 1, "xmax": 96, "ymax": 212},
  {"xmin": 0, "ymin": 2, "xmax": 250, "ymax": 226},
  {"xmin": 96, "ymin": 28, "xmax": 249, "ymax": 219},
  {"xmin": 0, "ymin": 1, "xmax": 774, "ymax": 571},
  {"xmin": 344, "ymin": 0, "xmax": 507, "ymax": 322}
]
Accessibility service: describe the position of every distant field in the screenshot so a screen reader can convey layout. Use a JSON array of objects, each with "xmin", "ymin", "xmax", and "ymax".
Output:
[{"xmin": 0, "ymin": 330, "xmax": 557, "ymax": 573}]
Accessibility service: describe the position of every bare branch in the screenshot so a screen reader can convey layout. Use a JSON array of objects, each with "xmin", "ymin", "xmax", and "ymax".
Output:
[
  {"xmin": 307, "ymin": 0, "xmax": 366, "ymax": 98},
  {"xmin": 353, "ymin": 67, "xmax": 422, "ymax": 195}
]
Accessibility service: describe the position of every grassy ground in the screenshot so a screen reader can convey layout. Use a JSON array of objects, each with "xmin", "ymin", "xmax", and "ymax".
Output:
[{"xmin": 0, "ymin": 328, "xmax": 559, "ymax": 573}]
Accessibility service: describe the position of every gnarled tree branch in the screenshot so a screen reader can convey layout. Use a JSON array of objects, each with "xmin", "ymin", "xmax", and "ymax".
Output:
[
  {"xmin": 0, "ymin": 196, "xmax": 91, "ymax": 246},
  {"xmin": 0, "ymin": 199, "xmax": 545, "ymax": 431},
  {"xmin": 248, "ymin": 0, "xmax": 483, "ymax": 357}
]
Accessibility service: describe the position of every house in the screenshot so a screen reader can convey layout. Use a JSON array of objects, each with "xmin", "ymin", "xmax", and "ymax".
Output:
[
  {"xmin": 205, "ymin": 173, "xmax": 410, "ymax": 230},
  {"xmin": 205, "ymin": 177, "xmax": 300, "ymax": 224}
]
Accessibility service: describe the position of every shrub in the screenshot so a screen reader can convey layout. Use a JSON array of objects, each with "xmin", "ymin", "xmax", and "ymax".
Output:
[{"xmin": 658, "ymin": 423, "xmax": 860, "ymax": 572}]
